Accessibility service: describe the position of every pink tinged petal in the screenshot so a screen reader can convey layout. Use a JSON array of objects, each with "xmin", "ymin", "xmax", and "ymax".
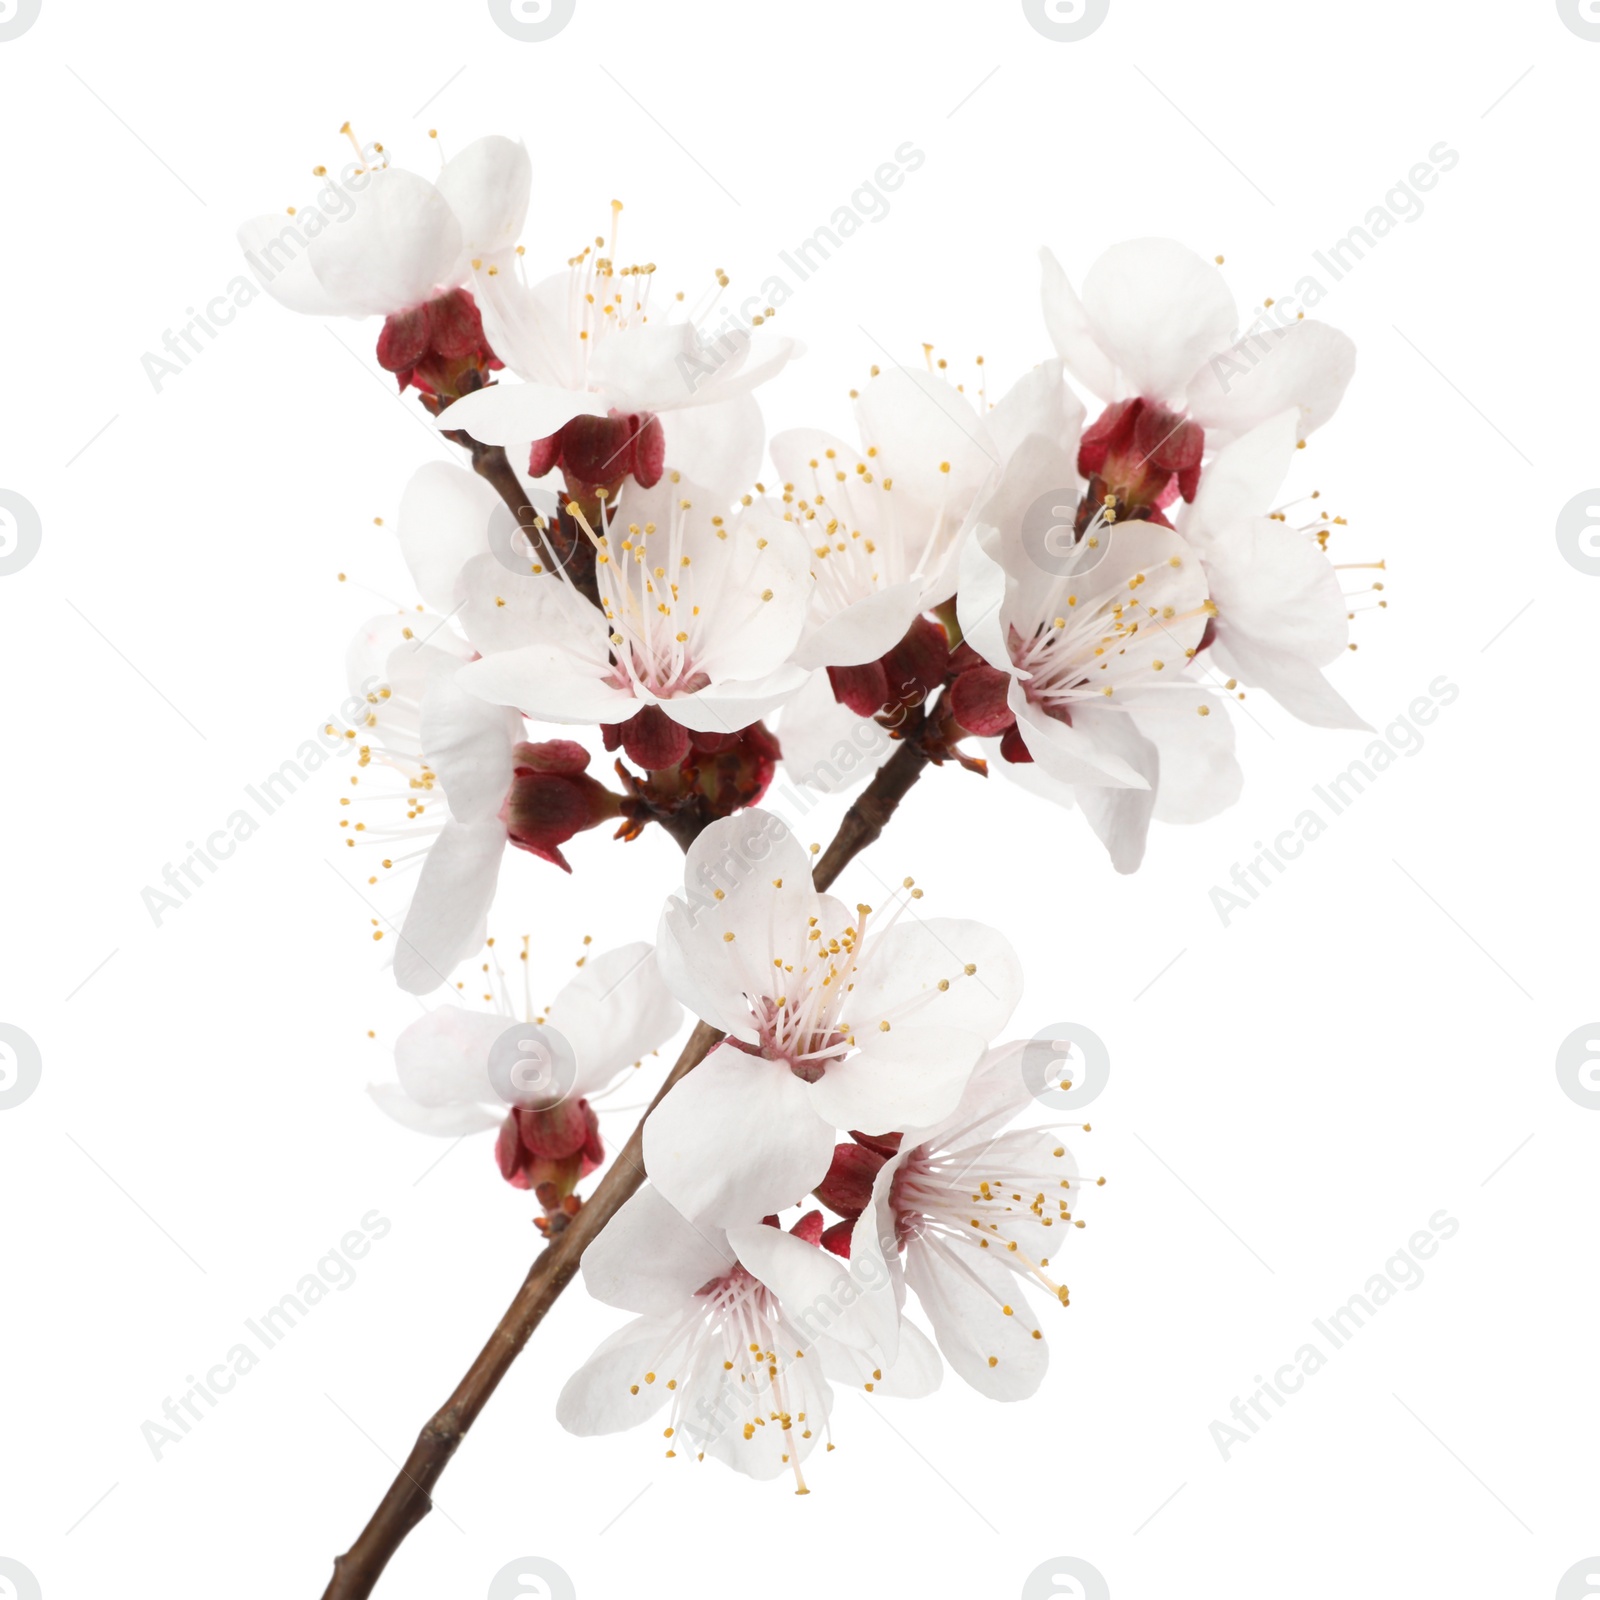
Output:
[
  {"xmin": 1039, "ymin": 247, "xmax": 1120, "ymax": 402},
  {"xmin": 725, "ymin": 1225, "xmax": 880, "ymax": 1352},
  {"xmin": 307, "ymin": 167, "xmax": 464, "ymax": 318},
  {"xmin": 655, "ymin": 811, "xmax": 818, "ymax": 1040},
  {"xmin": 546, "ymin": 942, "xmax": 683, "ymax": 1094},
  {"xmin": 419, "ymin": 659, "xmax": 519, "ymax": 823},
  {"xmin": 903, "ymin": 1236, "xmax": 1050, "ymax": 1401},
  {"xmin": 556, "ymin": 1316, "xmax": 679, "ymax": 1435},
  {"xmin": 854, "ymin": 918, "xmax": 1024, "ymax": 1040},
  {"xmin": 366, "ymin": 1083, "xmax": 502, "ymax": 1137},
  {"xmin": 807, "ymin": 1028, "xmax": 985, "ymax": 1139},
  {"xmin": 1080, "ymin": 237, "xmax": 1238, "ymax": 407},
  {"xmin": 396, "ymin": 461, "xmax": 502, "ymax": 611},
  {"xmin": 237, "ymin": 215, "xmax": 344, "ymax": 315},
  {"xmin": 1128, "ymin": 691, "xmax": 1244, "ymax": 825},
  {"xmin": 434, "ymin": 382, "xmax": 607, "ymax": 448},
  {"xmin": 434, "ymin": 135, "xmax": 531, "ymax": 261},
  {"xmin": 643, "ymin": 1043, "xmax": 836, "ymax": 1228},
  {"xmin": 1068, "ymin": 707, "xmax": 1161, "ymax": 874},
  {"xmin": 393, "ymin": 818, "xmax": 504, "ymax": 994},
  {"xmin": 1186, "ymin": 319, "xmax": 1356, "ymax": 442},
  {"xmin": 579, "ymin": 1184, "xmax": 734, "ymax": 1317},
  {"xmin": 776, "ymin": 672, "xmax": 895, "ymax": 796},
  {"xmin": 1185, "ymin": 410, "xmax": 1301, "ymax": 546},
  {"xmin": 392, "ymin": 1004, "xmax": 507, "ymax": 1107}
]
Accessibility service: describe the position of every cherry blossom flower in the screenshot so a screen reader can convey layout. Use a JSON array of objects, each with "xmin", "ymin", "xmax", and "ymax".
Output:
[
  {"xmin": 1040, "ymin": 236, "xmax": 1355, "ymax": 447},
  {"xmin": 240, "ymin": 133, "xmax": 531, "ymax": 395},
  {"xmin": 769, "ymin": 364, "xmax": 1005, "ymax": 671},
  {"xmin": 557, "ymin": 1187, "xmax": 938, "ymax": 1487},
  {"xmin": 954, "ymin": 476, "xmax": 1241, "ymax": 873},
  {"xmin": 438, "ymin": 205, "xmax": 799, "ymax": 494},
  {"xmin": 342, "ymin": 617, "xmax": 618, "ymax": 992},
  {"xmin": 240, "ymin": 132, "xmax": 530, "ymax": 316},
  {"xmin": 453, "ymin": 473, "xmax": 812, "ymax": 764},
  {"xmin": 1178, "ymin": 410, "xmax": 1369, "ymax": 730},
  {"xmin": 845, "ymin": 1042, "xmax": 1096, "ymax": 1401},
  {"xmin": 370, "ymin": 941, "xmax": 681, "ymax": 1198},
  {"xmin": 643, "ymin": 811, "xmax": 1022, "ymax": 1226}
]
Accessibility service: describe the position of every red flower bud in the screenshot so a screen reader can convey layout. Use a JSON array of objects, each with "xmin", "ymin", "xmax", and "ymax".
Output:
[
  {"xmin": 1078, "ymin": 396, "xmax": 1206, "ymax": 517},
  {"xmin": 495, "ymin": 1096, "xmax": 603, "ymax": 1196},
  {"xmin": 501, "ymin": 740, "xmax": 622, "ymax": 872},
  {"xmin": 527, "ymin": 408, "xmax": 667, "ymax": 501},
  {"xmin": 375, "ymin": 289, "xmax": 502, "ymax": 401},
  {"xmin": 607, "ymin": 704, "xmax": 692, "ymax": 771},
  {"xmin": 947, "ymin": 662, "xmax": 1016, "ymax": 737},
  {"xmin": 814, "ymin": 1141, "xmax": 890, "ymax": 1220}
]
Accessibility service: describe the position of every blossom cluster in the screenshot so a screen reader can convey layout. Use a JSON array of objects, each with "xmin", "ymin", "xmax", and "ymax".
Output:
[{"xmin": 243, "ymin": 127, "xmax": 1370, "ymax": 1486}]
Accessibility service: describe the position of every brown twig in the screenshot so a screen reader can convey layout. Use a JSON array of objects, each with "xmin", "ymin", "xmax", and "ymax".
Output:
[
  {"xmin": 438, "ymin": 427, "xmax": 601, "ymax": 609},
  {"xmin": 320, "ymin": 742, "xmax": 932, "ymax": 1599}
]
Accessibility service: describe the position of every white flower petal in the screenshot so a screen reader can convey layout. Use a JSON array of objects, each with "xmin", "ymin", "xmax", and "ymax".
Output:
[
  {"xmin": 852, "ymin": 918, "xmax": 1024, "ymax": 1040},
  {"xmin": 392, "ymin": 1005, "xmax": 508, "ymax": 1108},
  {"xmin": 393, "ymin": 819, "xmax": 504, "ymax": 994},
  {"xmin": 435, "ymin": 135, "xmax": 531, "ymax": 262},
  {"xmin": 643, "ymin": 1042, "xmax": 834, "ymax": 1227},
  {"xmin": 420, "ymin": 657, "xmax": 519, "ymax": 823},
  {"xmin": 726, "ymin": 1225, "xmax": 879, "ymax": 1352},
  {"xmin": 793, "ymin": 581, "xmax": 924, "ymax": 671},
  {"xmin": 1039, "ymin": 246, "xmax": 1119, "ymax": 402},
  {"xmin": 556, "ymin": 1316, "xmax": 678, "ymax": 1435},
  {"xmin": 580, "ymin": 1185, "xmax": 734, "ymax": 1317},
  {"xmin": 435, "ymin": 382, "xmax": 606, "ymax": 448},
  {"xmin": 903, "ymin": 1235, "xmax": 1050, "ymax": 1401},
  {"xmin": 658, "ymin": 392, "xmax": 765, "ymax": 492},
  {"xmin": 1129, "ymin": 689, "xmax": 1243, "ymax": 825},
  {"xmin": 1185, "ymin": 410, "xmax": 1300, "ymax": 546},
  {"xmin": 307, "ymin": 167, "xmax": 463, "ymax": 317},
  {"xmin": 655, "ymin": 810, "xmax": 819, "ymax": 1041},
  {"xmin": 396, "ymin": 461, "xmax": 502, "ymax": 611},
  {"xmin": 819, "ymin": 1318, "xmax": 942, "ymax": 1399},
  {"xmin": 546, "ymin": 942, "xmax": 683, "ymax": 1093},
  {"xmin": 854, "ymin": 366, "xmax": 997, "ymax": 509},
  {"xmin": 775, "ymin": 672, "xmax": 895, "ymax": 796},
  {"xmin": 238, "ymin": 215, "xmax": 344, "ymax": 315},
  {"xmin": 807, "ymin": 1028, "xmax": 984, "ymax": 1138},
  {"xmin": 367, "ymin": 1083, "xmax": 502, "ymax": 1137},
  {"xmin": 1068, "ymin": 706, "xmax": 1161, "ymax": 873},
  {"xmin": 1187, "ymin": 319, "xmax": 1356, "ymax": 442},
  {"xmin": 1080, "ymin": 237, "xmax": 1238, "ymax": 405}
]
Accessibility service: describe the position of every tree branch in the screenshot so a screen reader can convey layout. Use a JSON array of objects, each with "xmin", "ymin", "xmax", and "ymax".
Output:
[{"xmin": 320, "ymin": 745, "xmax": 931, "ymax": 1599}]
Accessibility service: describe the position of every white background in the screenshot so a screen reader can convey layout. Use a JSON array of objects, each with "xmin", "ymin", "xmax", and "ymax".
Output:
[{"xmin": 2, "ymin": 1, "xmax": 1597, "ymax": 1597}]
